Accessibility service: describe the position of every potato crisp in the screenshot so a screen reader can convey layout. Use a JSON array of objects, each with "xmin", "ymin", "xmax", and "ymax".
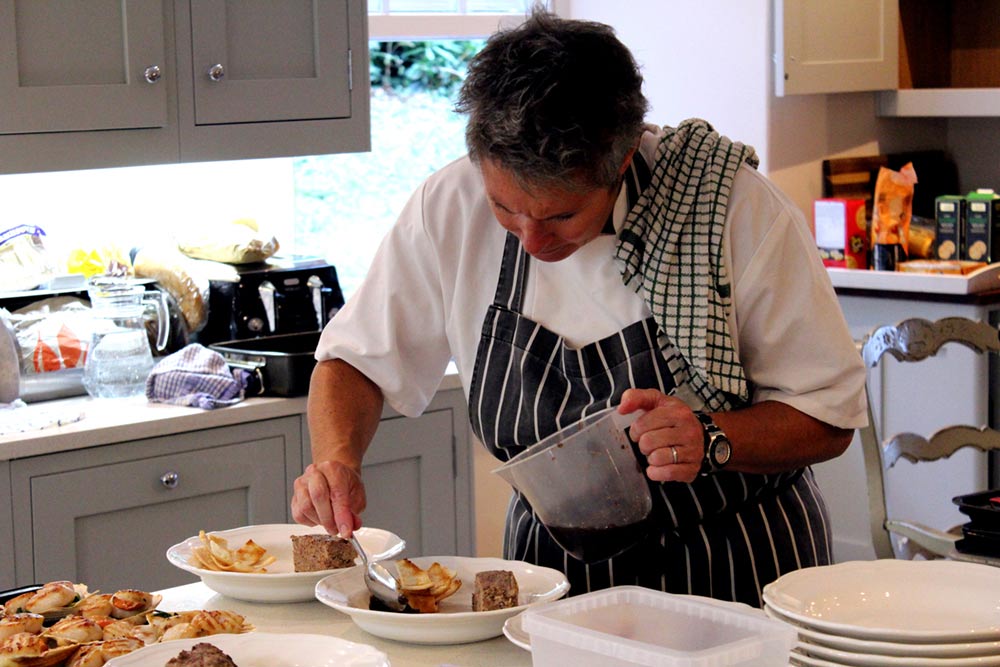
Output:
[{"xmin": 189, "ymin": 530, "xmax": 277, "ymax": 573}]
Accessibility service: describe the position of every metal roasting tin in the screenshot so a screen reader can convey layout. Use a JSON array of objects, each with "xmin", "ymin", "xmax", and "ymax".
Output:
[{"xmin": 210, "ymin": 330, "xmax": 320, "ymax": 397}]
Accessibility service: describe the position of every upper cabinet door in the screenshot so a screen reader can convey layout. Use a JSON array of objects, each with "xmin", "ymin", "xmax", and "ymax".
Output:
[
  {"xmin": 188, "ymin": 0, "xmax": 352, "ymax": 125},
  {"xmin": 775, "ymin": 0, "xmax": 899, "ymax": 96},
  {"xmin": 0, "ymin": 0, "xmax": 167, "ymax": 134}
]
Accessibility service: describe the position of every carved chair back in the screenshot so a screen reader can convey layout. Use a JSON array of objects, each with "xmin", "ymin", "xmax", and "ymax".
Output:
[{"xmin": 860, "ymin": 316, "xmax": 1000, "ymax": 563}]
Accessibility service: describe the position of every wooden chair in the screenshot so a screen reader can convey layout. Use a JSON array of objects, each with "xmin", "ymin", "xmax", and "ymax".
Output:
[{"xmin": 860, "ymin": 316, "xmax": 1000, "ymax": 565}]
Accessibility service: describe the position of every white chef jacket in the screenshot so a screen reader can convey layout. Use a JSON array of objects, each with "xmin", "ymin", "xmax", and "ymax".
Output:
[{"xmin": 316, "ymin": 128, "xmax": 867, "ymax": 430}]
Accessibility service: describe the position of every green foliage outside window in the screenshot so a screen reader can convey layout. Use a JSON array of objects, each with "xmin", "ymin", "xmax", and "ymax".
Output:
[{"xmin": 369, "ymin": 40, "xmax": 484, "ymax": 96}]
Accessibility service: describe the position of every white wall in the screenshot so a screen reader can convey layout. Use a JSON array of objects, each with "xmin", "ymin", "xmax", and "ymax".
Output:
[{"xmin": 562, "ymin": 0, "xmax": 947, "ymax": 225}]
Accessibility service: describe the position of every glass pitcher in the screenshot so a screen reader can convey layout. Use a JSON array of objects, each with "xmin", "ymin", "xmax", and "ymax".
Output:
[{"xmin": 83, "ymin": 276, "xmax": 170, "ymax": 399}]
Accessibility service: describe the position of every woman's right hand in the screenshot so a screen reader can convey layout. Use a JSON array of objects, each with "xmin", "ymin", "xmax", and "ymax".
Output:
[{"xmin": 291, "ymin": 460, "xmax": 367, "ymax": 538}]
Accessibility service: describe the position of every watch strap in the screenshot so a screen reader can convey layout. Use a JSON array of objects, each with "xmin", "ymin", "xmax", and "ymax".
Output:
[{"xmin": 694, "ymin": 411, "xmax": 730, "ymax": 475}]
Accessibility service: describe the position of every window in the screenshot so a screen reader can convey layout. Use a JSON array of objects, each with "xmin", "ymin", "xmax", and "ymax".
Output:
[{"xmin": 291, "ymin": 1, "xmax": 542, "ymax": 297}]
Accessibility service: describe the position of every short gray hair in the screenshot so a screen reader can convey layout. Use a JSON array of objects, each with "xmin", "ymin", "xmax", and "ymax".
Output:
[{"xmin": 455, "ymin": 8, "xmax": 649, "ymax": 192}]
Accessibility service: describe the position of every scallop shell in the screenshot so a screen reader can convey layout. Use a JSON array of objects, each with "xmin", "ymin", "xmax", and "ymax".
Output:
[
  {"xmin": 108, "ymin": 590, "xmax": 161, "ymax": 620},
  {"xmin": 72, "ymin": 595, "xmax": 112, "ymax": 620},
  {"xmin": 0, "ymin": 616, "xmax": 44, "ymax": 643},
  {"xmin": 44, "ymin": 617, "xmax": 102, "ymax": 647},
  {"xmin": 0, "ymin": 633, "xmax": 77, "ymax": 667}
]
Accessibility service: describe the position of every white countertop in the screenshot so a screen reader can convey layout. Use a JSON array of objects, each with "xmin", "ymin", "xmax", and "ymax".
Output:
[
  {"xmin": 0, "ymin": 367, "xmax": 463, "ymax": 461},
  {"xmin": 0, "ymin": 394, "xmax": 309, "ymax": 459},
  {"xmin": 157, "ymin": 582, "xmax": 531, "ymax": 667},
  {"xmin": 827, "ymin": 264, "xmax": 1000, "ymax": 295}
]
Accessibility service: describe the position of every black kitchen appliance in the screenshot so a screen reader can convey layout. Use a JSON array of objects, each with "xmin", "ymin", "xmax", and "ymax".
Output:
[{"xmin": 194, "ymin": 256, "xmax": 344, "ymax": 346}]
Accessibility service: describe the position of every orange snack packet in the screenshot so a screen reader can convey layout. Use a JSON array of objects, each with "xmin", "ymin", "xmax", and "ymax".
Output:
[{"xmin": 872, "ymin": 162, "xmax": 918, "ymax": 247}]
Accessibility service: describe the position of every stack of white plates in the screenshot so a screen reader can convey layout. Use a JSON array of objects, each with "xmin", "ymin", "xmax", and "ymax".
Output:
[{"xmin": 762, "ymin": 560, "xmax": 1000, "ymax": 666}]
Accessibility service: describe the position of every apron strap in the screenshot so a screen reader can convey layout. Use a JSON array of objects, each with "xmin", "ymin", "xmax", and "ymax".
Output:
[{"xmin": 493, "ymin": 231, "xmax": 530, "ymax": 311}]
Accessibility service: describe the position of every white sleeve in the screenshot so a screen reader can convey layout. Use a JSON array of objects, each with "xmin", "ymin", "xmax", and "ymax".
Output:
[
  {"xmin": 727, "ymin": 168, "xmax": 867, "ymax": 429},
  {"xmin": 314, "ymin": 180, "xmax": 452, "ymax": 417}
]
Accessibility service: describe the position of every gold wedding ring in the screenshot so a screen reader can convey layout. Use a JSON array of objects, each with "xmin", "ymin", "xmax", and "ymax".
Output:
[{"xmin": 670, "ymin": 446, "xmax": 678, "ymax": 465}]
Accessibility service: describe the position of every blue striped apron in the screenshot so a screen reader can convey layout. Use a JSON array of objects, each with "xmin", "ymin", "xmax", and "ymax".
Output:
[{"xmin": 467, "ymin": 162, "xmax": 834, "ymax": 607}]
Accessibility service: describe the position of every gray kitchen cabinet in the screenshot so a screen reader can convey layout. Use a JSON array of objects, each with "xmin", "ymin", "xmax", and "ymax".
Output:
[
  {"xmin": 303, "ymin": 387, "xmax": 476, "ymax": 559},
  {"xmin": 0, "ymin": 460, "xmax": 13, "ymax": 590},
  {"xmin": 0, "ymin": 0, "xmax": 369, "ymax": 175},
  {"xmin": 9, "ymin": 416, "xmax": 302, "ymax": 593}
]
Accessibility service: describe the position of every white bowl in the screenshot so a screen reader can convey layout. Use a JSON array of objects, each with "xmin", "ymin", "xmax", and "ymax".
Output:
[
  {"xmin": 315, "ymin": 555, "xmax": 570, "ymax": 644},
  {"xmin": 166, "ymin": 524, "xmax": 404, "ymax": 603}
]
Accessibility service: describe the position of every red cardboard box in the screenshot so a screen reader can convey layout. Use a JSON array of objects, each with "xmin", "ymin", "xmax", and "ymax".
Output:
[{"xmin": 814, "ymin": 198, "xmax": 867, "ymax": 269}]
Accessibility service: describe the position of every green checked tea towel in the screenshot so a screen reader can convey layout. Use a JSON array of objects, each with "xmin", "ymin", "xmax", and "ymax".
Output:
[{"xmin": 616, "ymin": 119, "xmax": 758, "ymax": 411}]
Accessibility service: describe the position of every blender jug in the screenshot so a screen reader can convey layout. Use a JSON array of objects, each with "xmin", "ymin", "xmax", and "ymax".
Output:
[{"xmin": 83, "ymin": 276, "xmax": 169, "ymax": 399}]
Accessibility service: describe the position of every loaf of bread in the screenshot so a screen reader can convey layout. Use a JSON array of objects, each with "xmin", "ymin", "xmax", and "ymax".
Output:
[
  {"xmin": 290, "ymin": 534, "xmax": 357, "ymax": 572},
  {"xmin": 132, "ymin": 245, "xmax": 211, "ymax": 334}
]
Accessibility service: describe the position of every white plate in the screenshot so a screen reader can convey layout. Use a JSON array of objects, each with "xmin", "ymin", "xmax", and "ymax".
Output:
[
  {"xmin": 766, "ymin": 606, "xmax": 1000, "ymax": 658},
  {"xmin": 762, "ymin": 560, "xmax": 1000, "ymax": 642},
  {"xmin": 795, "ymin": 640, "xmax": 1000, "ymax": 667},
  {"xmin": 104, "ymin": 632, "xmax": 389, "ymax": 667},
  {"xmin": 315, "ymin": 556, "xmax": 570, "ymax": 645},
  {"xmin": 503, "ymin": 612, "xmax": 531, "ymax": 651},
  {"xmin": 166, "ymin": 524, "xmax": 404, "ymax": 603}
]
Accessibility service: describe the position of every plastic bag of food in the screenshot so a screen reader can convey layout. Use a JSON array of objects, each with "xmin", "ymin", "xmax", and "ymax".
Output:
[
  {"xmin": 66, "ymin": 243, "xmax": 134, "ymax": 278},
  {"xmin": 0, "ymin": 225, "xmax": 55, "ymax": 292},
  {"xmin": 8, "ymin": 297, "xmax": 94, "ymax": 374},
  {"xmin": 177, "ymin": 217, "xmax": 280, "ymax": 265},
  {"xmin": 133, "ymin": 244, "xmax": 213, "ymax": 334},
  {"xmin": 871, "ymin": 163, "xmax": 918, "ymax": 270}
]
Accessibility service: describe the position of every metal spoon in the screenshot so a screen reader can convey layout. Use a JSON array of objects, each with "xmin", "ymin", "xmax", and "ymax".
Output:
[{"xmin": 350, "ymin": 535, "xmax": 408, "ymax": 612}]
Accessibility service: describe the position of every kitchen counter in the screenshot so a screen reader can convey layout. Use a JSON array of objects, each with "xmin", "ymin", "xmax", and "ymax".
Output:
[
  {"xmin": 0, "ymin": 368, "xmax": 473, "ymax": 592},
  {"xmin": 0, "ymin": 367, "xmax": 463, "ymax": 460},
  {"xmin": 157, "ymin": 582, "xmax": 532, "ymax": 667}
]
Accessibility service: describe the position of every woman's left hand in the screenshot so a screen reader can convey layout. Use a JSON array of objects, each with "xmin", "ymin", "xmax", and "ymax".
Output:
[{"xmin": 619, "ymin": 388, "xmax": 703, "ymax": 483}]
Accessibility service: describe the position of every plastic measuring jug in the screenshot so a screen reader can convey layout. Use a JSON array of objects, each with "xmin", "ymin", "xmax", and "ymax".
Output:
[{"xmin": 493, "ymin": 407, "xmax": 653, "ymax": 563}]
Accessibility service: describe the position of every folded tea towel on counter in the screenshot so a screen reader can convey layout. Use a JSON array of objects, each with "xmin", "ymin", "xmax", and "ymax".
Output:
[{"xmin": 146, "ymin": 344, "xmax": 250, "ymax": 410}]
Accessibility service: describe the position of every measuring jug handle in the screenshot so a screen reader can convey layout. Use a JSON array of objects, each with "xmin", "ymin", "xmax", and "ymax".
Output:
[{"xmin": 143, "ymin": 289, "xmax": 171, "ymax": 352}]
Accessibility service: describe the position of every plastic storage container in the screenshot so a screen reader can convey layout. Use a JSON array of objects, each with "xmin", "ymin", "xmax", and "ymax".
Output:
[{"xmin": 521, "ymin": 586, "xmax": 795, "ymax": 667}]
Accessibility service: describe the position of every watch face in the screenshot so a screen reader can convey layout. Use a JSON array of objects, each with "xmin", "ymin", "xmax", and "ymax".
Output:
[{"xmin": 713, "ymin": 439, "xmax": 732, "ymax": 467}]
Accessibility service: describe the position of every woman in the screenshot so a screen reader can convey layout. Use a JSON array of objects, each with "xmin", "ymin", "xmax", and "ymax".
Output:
[{"xmin": 292, "ymin": 9, "xmax": 866, "ymax": 607}]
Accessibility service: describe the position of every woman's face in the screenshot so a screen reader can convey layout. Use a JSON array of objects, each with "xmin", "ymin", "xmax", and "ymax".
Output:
[{"xmin": 480, "ymin": 159, "xmax": 620, "ymax": 263}]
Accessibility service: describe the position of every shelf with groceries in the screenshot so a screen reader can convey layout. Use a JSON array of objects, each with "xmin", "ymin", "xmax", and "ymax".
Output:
[{"xmin": 815, "ymin": 153, "xmax": 1000, "ymax": 298}]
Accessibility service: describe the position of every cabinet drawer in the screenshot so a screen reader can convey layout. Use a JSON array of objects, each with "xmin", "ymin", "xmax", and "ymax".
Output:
[{"xmin": 11, "ymin": 417, "xmax": 300, "ymax": 592}]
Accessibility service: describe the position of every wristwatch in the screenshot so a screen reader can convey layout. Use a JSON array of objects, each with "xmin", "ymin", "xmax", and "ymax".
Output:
[{"xmin": 694, "ymin": 412, "xmax": 732, "ymax": 475}]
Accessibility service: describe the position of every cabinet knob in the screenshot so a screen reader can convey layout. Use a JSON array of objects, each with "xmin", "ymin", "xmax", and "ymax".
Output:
[
  {"xmin": 207, "ymin": 64, "xmax": 226, "ymax": 82},
  {"xmin": 144, "ymin": 65, "xmax": 162, "ymax": 84},
  {"xmin": 160, "ymin": 471, "xmax": 180, "ymax": 489}
]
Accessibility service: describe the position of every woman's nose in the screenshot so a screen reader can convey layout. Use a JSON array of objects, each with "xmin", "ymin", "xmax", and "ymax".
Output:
[{"xmin": 515, "ymin": 219, "xmax": 547, "ymax": 254}]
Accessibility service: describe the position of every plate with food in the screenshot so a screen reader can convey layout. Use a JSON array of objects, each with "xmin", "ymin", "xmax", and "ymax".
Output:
[
  {"xmin": 104, "ymin": 632, "xmax": 389, "ymax": 667},
  {"xmin": 314, "ymin": 555, "xmax": 570, "ymax": 645},
  {"xmin": 166, "ymin": 524, "xmax": 405, "ymax": 603},
  {"xmin": 0, "ymin": 578, "xmax": 255, "ymax": 665}
]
